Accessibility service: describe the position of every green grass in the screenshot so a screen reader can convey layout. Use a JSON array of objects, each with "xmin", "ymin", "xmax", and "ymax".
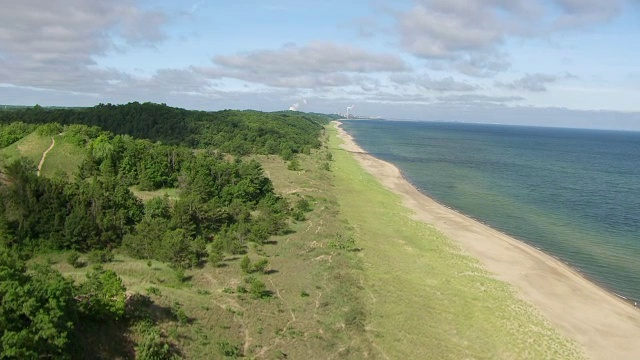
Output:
[
  {"xmin": 129, "ymin": 187, "xmax": 181, "ymax": 202},
  {"xmin": 28, "ymin": 126, "xmax": 582, "ymax": 359},
  {"xmin": 0, "ymin": 132, "xmax": 85, "ymax": 179},
  {"xmin": 39, "ymin": 135, "xmax": 85, "ymax": 179},
  {"xmin": 34, "ymin": 145, "xmax": 369, "ymax": 358},
  {"xmin": 0, "ymin": 131, "xmax": 53, "ymax": 168},
  {"xmin": 326, "ymin": 125, "xmax": 583, "ymax": 359}
]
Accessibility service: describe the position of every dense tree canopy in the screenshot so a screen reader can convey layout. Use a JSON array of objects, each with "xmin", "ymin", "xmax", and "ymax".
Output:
[
  {"xmin": 0, "ymin": 103, "xmax": 332, "ymax": 358},
  {"xmin": 0, "ymin": 103, "xmax": 331, "ymax": 261},
  {"xmin": 0, "ymin": 103, "xmax": 330, "ymax": 155},
  {"xmin": 0, "ymin": 249, "xmax": 77, "ymax": 358},
  {"xmin": 0, "ymin": 249, "xmax": 129, "ymax": 359}
]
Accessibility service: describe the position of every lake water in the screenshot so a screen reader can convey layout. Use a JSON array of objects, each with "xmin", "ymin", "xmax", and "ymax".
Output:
[{"xmin": 340, "ymin": 120, "xmax": 640, "ymax": 302}]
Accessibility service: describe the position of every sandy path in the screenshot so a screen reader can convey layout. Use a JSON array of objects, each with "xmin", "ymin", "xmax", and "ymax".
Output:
[
  {"xmin": 37, "ymin": 136, "xmax": 55, "ymax": 176},
  {"xmin": 333, "ymin": 121, "xmax": 640, "ymax": 360}
]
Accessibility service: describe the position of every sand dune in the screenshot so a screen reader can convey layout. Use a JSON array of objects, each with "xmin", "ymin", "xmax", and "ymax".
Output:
[{"xmin": 334, "ymin": 121, "xmax": 640, "ymax": 360}]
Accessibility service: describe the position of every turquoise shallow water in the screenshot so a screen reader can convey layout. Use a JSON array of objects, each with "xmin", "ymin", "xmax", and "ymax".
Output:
[{"xmin": 341, "ymin": 120, "xmax": 640, "ymax": 302}]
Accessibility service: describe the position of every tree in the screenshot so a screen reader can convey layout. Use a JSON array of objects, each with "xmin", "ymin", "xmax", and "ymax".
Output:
[
  {"xmin": 90, "ymin": 134, "xmax": 114, "ymax": 162},
  {"xmin": 144, "ymin": 196, "xmax": 172, "ymax": 220},
  {"xmin": 240, "ymin": 255, "xmax": 251, "ymax": 274},
  {"xmin": 160, "ymin": 229, "xmax": 197, "ymax": 269},
  {"xmin": 0, "ymin": 248, "xmax": 77, "ymax": 358},
  {"xmin": 0, "ymin": 122, "xmax": 36, "ymax": 147},
  {"xmin": 1, "ymin": 158, "xmax": 40, "ymax": 241},
  {"xmin": 77, "ymin": 266, "xmax": 126, "ymax": 321},
  {"xmin": 36, "ymin": 122, "xmax": 63, "ymax": 136},
  {"xmin": 122, "ymin": 217, "xmax": 170, "ymax": 260}
]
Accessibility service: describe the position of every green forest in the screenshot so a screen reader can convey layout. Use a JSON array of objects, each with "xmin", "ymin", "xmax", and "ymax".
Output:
[{"xmin": 0, "ymin": 103, "xmax": 336, "ymax": 359}]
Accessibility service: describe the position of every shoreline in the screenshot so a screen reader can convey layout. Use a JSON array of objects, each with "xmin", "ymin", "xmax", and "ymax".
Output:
[
  {"xmin": 398, "ymin": 158, "xmax": 638, "ymax": 306},
  {"xmin": 333, "ymin": 120, "xmax": 640, "ymax": 360}
]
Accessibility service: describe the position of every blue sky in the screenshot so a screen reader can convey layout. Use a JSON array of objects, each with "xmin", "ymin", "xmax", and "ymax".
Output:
[{"xmin": 1, "ymin": 0, "xmax": 639, "ymax": 129}]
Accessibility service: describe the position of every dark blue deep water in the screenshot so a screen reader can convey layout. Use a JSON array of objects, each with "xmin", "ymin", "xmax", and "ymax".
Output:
[{"xmin": 341, "ymin": 120, "xmax": 640, "ymax": 302}]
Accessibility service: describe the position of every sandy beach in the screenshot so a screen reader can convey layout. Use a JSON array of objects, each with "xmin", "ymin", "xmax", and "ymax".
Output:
[{"xmin": 334, "ymin": 121, "xmax": 640, "ymax": 360}]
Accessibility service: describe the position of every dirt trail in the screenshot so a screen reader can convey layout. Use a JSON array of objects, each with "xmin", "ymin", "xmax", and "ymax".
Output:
[{"xmin": 37, "ymin": 136, "xmax": 55, "ymax": 176}]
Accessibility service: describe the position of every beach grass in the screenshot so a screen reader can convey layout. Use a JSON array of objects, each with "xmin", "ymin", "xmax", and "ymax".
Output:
[{"xmin": 327, "ymin": 125, "xmax": 583, "ymax": 359}]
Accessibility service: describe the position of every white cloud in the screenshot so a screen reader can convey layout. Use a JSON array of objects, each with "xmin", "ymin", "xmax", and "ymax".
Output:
[
  {"xmin": 390, "ymin": 73, "xmax": 478, "ymax": 92},
  {"xmin": 453, "ymin": 52, "xmax": 511, "ymax": 77},
  {"xmin": 552, "ymin": 0, "xmax": 623, "ymax": 28},
  {"xmin": 396, "ymin": 1, "xmax": 539, "ymax": 57},
  {"xmin": 496, "ymin": 73, "xmax": 570, "ymax": 92},
  {"xmin": 394, "ymin": 0, "xmax": 624, "ymax": 76},
  {"xmin": 0, "ymin": 0, "xmax": 636, "ymax": 121},
  {"xmin": 437, "ymin": 94, "xmax": 524, "ymax": 103},
  {"xmin": 195, "ymin": 41, "xmax": 408, "ymax": 89},
  {"xmin": 0, "ymin": 0, "xmax": 168, "ymax": 91}
]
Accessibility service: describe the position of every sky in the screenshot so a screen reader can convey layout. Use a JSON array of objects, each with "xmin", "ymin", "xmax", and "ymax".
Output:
[{"xmin": 1, "ymin": 0, "xmax": 639, "ymax": 130}]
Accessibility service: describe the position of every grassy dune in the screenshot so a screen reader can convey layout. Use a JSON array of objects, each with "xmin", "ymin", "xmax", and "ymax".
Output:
[
  {"xmin": 327, "ymin": 125, "xmax": 582, "ymax": 359},
  {"xmin": 0, "ymin": 132, "xmax": 53, "ymax": 167},
  {"xmin": 30, "ymin": 126, "xmax": 581, "ymax": 359},
  {"xmin": 38, "ymin": 144, "xmax": 372, "ymax": 358},
  {"xmin": 39, "ymin": 135, "xmax": 85, "ymax": 178},
  {"xmin": 0, "ymin": 132, "xmax": 85, "ymax": 179}
]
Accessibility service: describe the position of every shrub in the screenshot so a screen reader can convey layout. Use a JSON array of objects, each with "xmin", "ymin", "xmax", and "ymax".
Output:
[
  {"xmin": 77, "ymin": 266, "xmax": 126, "ymax": 321},
  {"xmin": 240, "ymin": 255, "xmax": 251, "ymax": 274},
  {"xmin": 208, "ymin": 250, "xmax": 224, "ymax": 267},
  {"xmin": 251, "ymin": 258, "xmax": 269, "ymax": 274},
  {"xmin": 217, "ymin": 341, "xmax": 242, "ymax": 358},
  {"xmin": 292, "ymin": 210, "xmax": 306, "ymax": 221},
  {"xmin": 245, "ymin": 276, "xmax": 270, "ymax": 299},
  {"xmin": 294, "ymin": 198, "xmax": 311, "ymax": 213},
  {"xmin": 174, "ymin": 268, "xmax": 187, "ymax": 283},
  {"xmin": 280, "ymin": 148, "xmax": 294, "ymax": 161},
  {"xmin": 146, "ymin": 286, "xmax": 161, "ymax": 296},
  {"xmin": 328, "ymin": 233, "xmax": 357, "ymax": 251},
  {"xmin": 172, "ymin": 303, "xmax": 189, "ymax": 325},
  {"xmin": 135, "ymin": 324, "xmax": 174, "ymax": 360},
  {"xmin": 287, "ymin": 159, "xmax": 300, "ymax": 171},
  {"xmin": 66, "ymin": 250, "xmax": 82, "ymax": 268},
  {"xmin": 87, "ymin": 249, "xmax": 114, "ymax": 264}
]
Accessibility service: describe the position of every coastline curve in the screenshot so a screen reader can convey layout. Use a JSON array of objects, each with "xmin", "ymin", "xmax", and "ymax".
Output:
[{"xmin": 333, "ymin": 120, "xmax": 640, "ymax": 360}]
